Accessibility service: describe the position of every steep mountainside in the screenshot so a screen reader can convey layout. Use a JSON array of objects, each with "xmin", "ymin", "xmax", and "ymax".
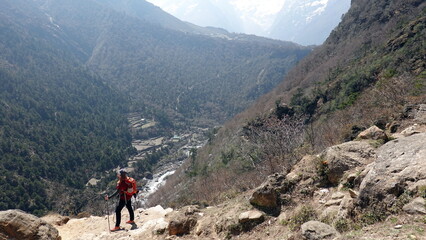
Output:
[
  {"xmin": 0, "ymin": 0, "xmax": 133, "ymax": 215},
  {"xmin": 36, "ymin": 0, "xmax": 311, "ymax": 126},
  {"xmin": 151, "ymin": 0, "xmax": 425, "ymax": 209}
]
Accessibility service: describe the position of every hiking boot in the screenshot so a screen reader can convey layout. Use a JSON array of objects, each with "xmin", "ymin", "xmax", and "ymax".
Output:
[
  {"xmin": 126, "ymin": 220, "xmax": 135, "ymax": 224},
  {"xmin": 111, "ymin": 226, "xmax": 121, "ymax": 232}
]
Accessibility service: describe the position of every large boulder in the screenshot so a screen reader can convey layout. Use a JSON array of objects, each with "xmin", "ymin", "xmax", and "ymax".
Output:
[
  {"xmin": 301, "ymin": 221, "xmax": 339, "ymax": 240},
  {"xmin": 320, "ymin": 141, "xmax": 376, "ymax": 185},
  {"xmin": 356, "ymin": 126, "xmax": 387, "ymax": 141},
  {"xmin": 250, "ymin": 185, "xmax": 279, "ymax": 213},
  {"xmin": 249, "ymin": 173, "xmax": 286, "ymax": 215},
  {"xmin": 0, "ymin": 210, "xmax": 61, "ymax": 240},
  {"xmin": 358, "ymin": 133, "xmax": 426, "ymax": 209}
]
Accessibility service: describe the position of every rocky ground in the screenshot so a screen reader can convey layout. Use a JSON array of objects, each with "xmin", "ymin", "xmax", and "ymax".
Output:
[{"xmin": 1, "ymin": 105, "xmax": 425, "ymax": 240}]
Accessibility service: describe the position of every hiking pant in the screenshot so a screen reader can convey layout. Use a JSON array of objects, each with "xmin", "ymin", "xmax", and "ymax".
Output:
[{"xmin": 115, "ymin": 198, "xmax": 134, "ymax": 227}]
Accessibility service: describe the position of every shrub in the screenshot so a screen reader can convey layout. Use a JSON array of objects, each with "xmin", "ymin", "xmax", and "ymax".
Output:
[
  {"xmin": 418, "ymin": 186, "xmax": 426, "ymax": 198},
  {"xmin": 334, "ymin": 218, "xmax": 350, "ymax": 233},
  {"xmin": 285, "ymin": 205, "xmax": 317, "ymax": 231},
  {"xmin": 359, "ymin": 210, "xmax": 386, "ymax": 226},
  {"xmin": 316, "ymin": 158, "xmax": 331, "ymax": 187}
]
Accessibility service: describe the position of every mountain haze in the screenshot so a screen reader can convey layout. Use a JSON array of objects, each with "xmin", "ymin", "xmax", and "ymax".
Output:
[
  {"xmin": 270, "ymin": 0, "xmax": 351, "ymax": 45},
  {"xmin": 147, "ymin": 0, "xmax": 351, "ymax": 45}
]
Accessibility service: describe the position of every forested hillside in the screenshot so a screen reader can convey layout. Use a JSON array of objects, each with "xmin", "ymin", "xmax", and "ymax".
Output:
[
  {"xmin": 37, "ymin": 0, "xmax": 311, "ymax": 126},
  {"xmin": 0, "ymin": 0, "xmax": 133, "ymax": 215},
  {"xmin": 149, "ymin": 0, "xmax": 426, "ymax": 208},
  {"xmin": 0, "ymin": 0, "xmax": 310, "ymax": 215}
]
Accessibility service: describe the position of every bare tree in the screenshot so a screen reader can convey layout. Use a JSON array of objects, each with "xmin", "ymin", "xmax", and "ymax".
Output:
[{"xmin": 244, "ymin": 114, "xmax": 306, "ymax": 174}]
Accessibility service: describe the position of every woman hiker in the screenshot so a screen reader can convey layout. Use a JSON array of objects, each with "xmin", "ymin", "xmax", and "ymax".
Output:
[{"xmin": 105, "ymin": 169, "xmax": 137, "ymax": 231}]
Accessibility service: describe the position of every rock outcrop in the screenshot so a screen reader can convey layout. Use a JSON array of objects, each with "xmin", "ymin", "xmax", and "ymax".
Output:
[
  {"xmin": 320, "ymin": 141, "xmax": 376, "ymax": 185},
  {"xmin": 402, "ymin": 197, "xmax": 426, "ymax": 215},
  {"xmin": 358, "ymin": 133, "xmax": 426, "ymax": 208},
  {"xmin": 167, "ymin": 211, "xmax": 197, "ymax": 236},
  {"xmin": 0, "ymin": 210, "xmax": 60, "ymax": 240}
]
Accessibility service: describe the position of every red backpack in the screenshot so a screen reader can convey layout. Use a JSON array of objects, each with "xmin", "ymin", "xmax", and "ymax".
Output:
[
  {"xmin": 117, "ymin": 177, "xmax": 137, "ymax": 197},
  {"xmin": 126, "ymin": 177, "xmax": 137, "ymax": 196}
]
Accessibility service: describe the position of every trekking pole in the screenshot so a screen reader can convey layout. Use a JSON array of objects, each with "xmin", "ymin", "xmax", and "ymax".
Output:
[
  {"xmin": 133, "ymin": 192, "xmax": 137, "ymax": 211},
  {"xmin": 124, "ymin": 190, "xmax": 127, "ymax": 206},
  {"xmin": 105, "ymin": 197, "xmax": 111, "ymax": 233}
]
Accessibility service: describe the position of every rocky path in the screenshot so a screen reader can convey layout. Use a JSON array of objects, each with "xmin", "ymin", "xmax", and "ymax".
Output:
[{"xmin": 53, "ymin": 206, "xmax": 173, "ymax": 240}]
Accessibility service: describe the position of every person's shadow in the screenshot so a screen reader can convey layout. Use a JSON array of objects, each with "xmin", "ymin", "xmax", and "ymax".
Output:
[{"xmin": 130, "ymin": 222, "xmax": 138, "ymax": 230}]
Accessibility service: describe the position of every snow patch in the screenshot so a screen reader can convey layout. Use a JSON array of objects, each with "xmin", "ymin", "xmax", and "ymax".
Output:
[{"xmin": 45, "ymin": 13, "xmax": 61, "ymax": 29}]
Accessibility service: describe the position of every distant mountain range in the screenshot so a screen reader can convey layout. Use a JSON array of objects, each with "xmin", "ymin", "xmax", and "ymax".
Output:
[
  {"xmin": 270, "ymin": 0, "xmax": 352, "ymax": 45},
  {"xmin": 146, "ymin": 0, "xmax": 351, "ymax": 45}
]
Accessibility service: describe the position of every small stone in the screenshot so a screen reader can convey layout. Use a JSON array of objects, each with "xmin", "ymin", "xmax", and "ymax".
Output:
[
  {"xmin": 314, "ymin": 189, "xmax": 330, "ymax": 199},
  {"xmin": 394, "ymin": 224, "xmax": 403, "ymax": 229},
  {"xmin": 401, "ymin": 125, "xmax": 421, "ymax": 137},
  {"xmin": 340, "ymin": 196, "xmax": 354, "ymax": 210},
  {"xmin": 409, "ymin": 235, "xmax": 417, "ymax": 240},
  {"xmin": 238, "ymin": 210, "xmax": 264, "ymax": 224},
  {"xmin": 286, "ymin": 171, "xmax": 301, "ymax": 182},
  {"xmin": 331, "ymin": 192, "xmax": 345, "ymax": 199},
  {"xmin": 348, "ymin": 189, "xmax": 358, "ymax": 198},
  {"xmin": 325, "ymin": 199, "xmax": 342, "ymax": 207},
  {"xmin": 319, "ymin": 189, "xmax": 330, "ymax": 194}
]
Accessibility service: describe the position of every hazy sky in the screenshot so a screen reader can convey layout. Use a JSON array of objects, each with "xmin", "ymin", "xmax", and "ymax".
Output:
[
  {"xmin": 146, "ymin": 0, "xmax": 286, "ymax": 33},
  {"xmin": 147, "ymin": 0, "xmax": 285, "ymax": 16}
]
